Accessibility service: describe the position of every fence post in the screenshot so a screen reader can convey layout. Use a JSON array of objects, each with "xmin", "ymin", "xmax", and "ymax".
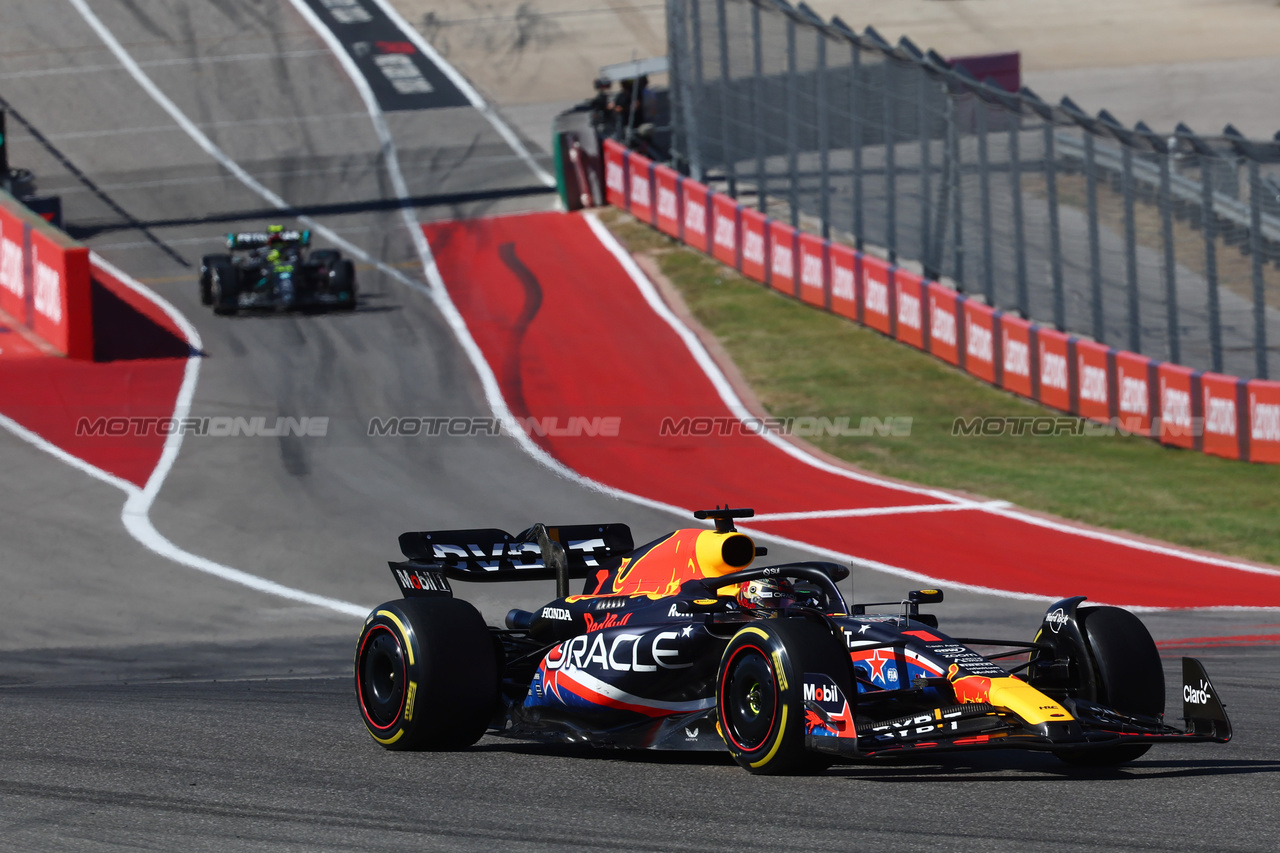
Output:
[
  {"xmin": 918, "ymin": 66, "xmax": 933, "ymax": 276},
  {"xmin": 786, "ymin": 14, "xmax": 799, "ymax": 227},
  {"xmin": 817, "ymin": 26, "xmax": 830, "ymax": 238},
  {"xmin": 752, "ymin": 1, "xmax": 765, "ymax": 213},
  {"xmin": 1201, "ymin": 152, "xmax": 1223, "ymax": 373},
  {"xmin": 1010, "ymin": 106, "xmax": 1027, "ymax": 317},
  {"xmin": 1044, "ymin": 122, "xmax": 1064, "ymax": 330},
  {"xmin": 950, "ymin": 91, "xmax": 964, "ymax": 286},
  {"xmin": 977, "ymin": 102, "xmax": 994, "ymax": 303},
  {"xmin": 716, "ymin": 0, "xmax": 735, "ymax": 196},
  {"xmin": 850, "ymin": 42, "xmax": 863, "ymax": 250},
  {"xmin": 1085, "ymin": 133, "xmax": 1104, "ymax": 342},
  {"xmin": 688, "ymin": 0, "xmax": 706, "ymax": 181},
  {"xmin": 1250, "ymin": 158, "xmax": 1269, "ymax": 379},
  {"xmin": 1122, "ymin": 144, "xmax": 1141, "ymax": 352},
  {"xmin": 1160, "ymin": 141, "xmax": 1181, "ymax": 364},
  {"xmin": 884, "ymin": 58, "xmax": 897, "ymax": 264},
  {"xmin": 932, "ymin": 84, "xmax": 951, "ymax": 281}
]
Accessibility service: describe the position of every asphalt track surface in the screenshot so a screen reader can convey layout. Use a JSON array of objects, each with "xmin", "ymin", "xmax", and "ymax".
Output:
[{"xmin": 1, "ymin": 1, "xmax": 1279, "ymax": 850}]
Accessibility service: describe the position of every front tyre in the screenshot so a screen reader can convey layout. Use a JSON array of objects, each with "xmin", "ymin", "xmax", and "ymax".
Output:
[
  {"xmin": 716, "ymin": 618, "xmax": 849, "ymax": 775},
  {"xmin": 1055, "ymin": 606, "xmax": 1164, "ymax": 767},
  {"xmin": 355, "ymin": 598, "xmax": 498, "ymax": 750}
]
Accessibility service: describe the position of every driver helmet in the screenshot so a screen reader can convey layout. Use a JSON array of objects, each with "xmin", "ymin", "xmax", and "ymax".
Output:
[
  {"xmin": 267, "ymin": 248, "xmax": 281, "ymax": 264},
  {"xmin": 737, "ymin": 577, "xmax": 795, "ymax": 612}
]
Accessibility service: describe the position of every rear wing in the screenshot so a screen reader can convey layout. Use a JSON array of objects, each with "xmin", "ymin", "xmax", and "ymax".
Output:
[
  {"xmin": 226, "ymin": 229, "xmax": 309, "ymax": 250},
  {"xmin": 390, "ymin": 523, "xmax": 634, "ymax": 596}
]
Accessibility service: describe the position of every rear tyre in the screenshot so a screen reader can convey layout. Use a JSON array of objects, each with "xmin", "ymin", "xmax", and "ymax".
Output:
[
  {"xmin": 199, "ymin": 254, "xmax": 230, "ymax": 305},
  {"xmin": 1055, "ymin": 606, "xmax": 1164, "ymax": 767},
  {"xmin": 716, "ymin": 618, "xmax": 849, "ymax": 775},
  {"xmin": 355, "ymin": 598, "xmax": 498, "ymax": 750},
  {"xmin": 210, "ymin": 263, "xmax": 239, "ymax": 315},
  {"xmin": 330, "ymin": 258, "xmax": 357, "ymax": 310}
]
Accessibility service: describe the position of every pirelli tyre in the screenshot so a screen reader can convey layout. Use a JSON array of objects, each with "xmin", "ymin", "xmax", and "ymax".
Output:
[
  {"xmin": 330, "ymin": 258, "xmax": 356, "ymax": 310},
  {"xmin": 1055, "ymin": 606, "xmax": 1165, "ymax": 766},
  {"xmin": 716, "ymin": 617, "xmax": 851, "ymax": 775},
  {"xmin": 210, "ymin": 262, "xmax": 239, "ymax": 315},
  {"xmin": 199, "ymin": 254, "xmax": 229, "ymax": 305},
  {"xmin": 355, "ymin": 598, "xmax": 498, "ymax": 751}
]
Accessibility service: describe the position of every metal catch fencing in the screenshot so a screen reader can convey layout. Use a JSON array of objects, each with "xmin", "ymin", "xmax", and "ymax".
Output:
[{"xmin": 667, "ymin": 0, "xmax": 1280, "ymax": 380}]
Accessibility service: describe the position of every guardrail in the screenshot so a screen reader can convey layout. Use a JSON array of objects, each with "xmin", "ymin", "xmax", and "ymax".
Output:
[
  {"xmin": 604, "ymin": 137, "xmax": 1280, "ymax": 464},
  {"xmin": 0, "ymin": 186, "xmax": 93, "ymax": 359}
]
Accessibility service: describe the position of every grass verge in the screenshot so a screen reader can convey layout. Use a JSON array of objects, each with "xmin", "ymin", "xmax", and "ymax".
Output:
[{"xmin": 600, "ymin": 209, "xmax": 1280, "ymax": 566}]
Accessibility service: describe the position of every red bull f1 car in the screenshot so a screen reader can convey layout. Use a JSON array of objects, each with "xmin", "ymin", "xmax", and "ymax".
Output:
[
  {"xmin": 199, "ymin": 226, "xmax": 356, "ymax": 315},
  {"xmin": 355, "ymin": 508, "xmax": 1231, "ymax": 773}
]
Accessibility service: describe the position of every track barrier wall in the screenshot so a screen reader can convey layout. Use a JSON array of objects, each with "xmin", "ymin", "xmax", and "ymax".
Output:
[
  {"xmin": 0, "ymin": 187, "xmax": 92, "ymax": 359},
  {"xmin": 604, "ymin": 138, "xmax": 1279, "ymax": 464}
]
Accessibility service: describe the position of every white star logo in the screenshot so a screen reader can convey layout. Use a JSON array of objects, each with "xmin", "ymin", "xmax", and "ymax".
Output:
[
  {"xmin": 858, "ymin": 624, "xmax": 870, "ymax": 635},
  {"xmin": 681, "ymin": 625, "xmax": 694, "ymax": 637}
]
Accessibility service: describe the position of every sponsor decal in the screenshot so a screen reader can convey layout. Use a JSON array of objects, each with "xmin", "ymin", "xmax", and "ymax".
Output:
[
  {"xmin": 803, "ymin": 681, "xmax": 839, "ymax": 704},
  {"xmin": 1120, "ymin": 375, "xmax": 1148, "ymax": 415},
  {"xmin": 897, "ymin": 289, "xmax": 921, "ymax": 330},
  {"xmin": 742, "ymin": 229, "xmax": 765, "ymax": 266},
  {"xmin": 32, "ymin": 253, "xmax": 62, "ymax": 323},
  {"xmin": 925, "ymin": 643, "xmax": 1007, "ymax": 678},
  {"xmin": 668, "ymin": 603, "xmax": 691, "ymax": 618},
  {"xmin": 713, "ymin": 212, "xmax": 735, "ymax": 250},
  {"xmin": 657, "ymin": 185, "xmax": 677, "ymax": 221},
  {"xmin": 931, "ymin": 302, "xmax": 957, "ymax": 347},
  {"xmin": 393, "ymin": 567, "xmax": 450, "ymax": 593},
  {"xmin": 865, "ymin": 275, "xmax": 889, "ymax": 316},
  {"xmin": 1161, "ymin": 381, "xmax": 1193, "ymax": 432},
  {"xmin": 1041, "ymin": 348, "xmax": 1068, "ymax": 392},
  {"xmin": 318, "ymin": 0, "xmax": 373, "ymax": 23},
  {"xmin": 770, "ymin": 240, "xmax": 793, "ymax": 279},
  {"xmin": 1204, "ymin": 392, "xmax": 1237, "ymax": 437},
  {"xmin": 684, "ymin": 726, "xmax": 700, "ymax": 739},
  {"xmin": 544, "ymin": 630, "xmax": 690, "ymax": 673},
  {"xmin": 0, "ymin": 233, "xmax": 23, "ymax": 298},
  {"xmin": 1184, "ymin": 679, "xmax": 1212, "ymax": 705},
  {"xmin": 606, "ymin": 161, "xmax": 624, "ymax": 197},
  {"xmin": 583, "ymin": 611, "xmax": 631, "ymax": 632},
  {"xmin": 373, "ymin": 51, "xmax": 433, "ymax": 94},
  {"xmin": 541, "ymin": 606, "xmax": 572, "ymax": 621},
  {"xmin": 1046, "ymin": 608, "xmax": 1068, "ymax": 634},
  {"xmin": 800, "ymin": 252, "xmax": 823, "ymax": 289},
  {"xmin": 1253, "ymin": 395, "xmax": 1280, "ymax": 442},
  {"xmin": 965, "ymin": 314, "xmax": 993, "ymax": 363},
  {"xmin": 1003, "ymin": 334, "xmax": 1030, "ymax": 378},
  {"xmin": 630, "ymin": 172, "xmax": 650, "ymax": 208},
  {"xmin": 684, "ymin": 199, "xmax": 706, "ymax": 236},
  {"xmin": 832, "ymin": 262, "xmax": 855, "ymax": 301},
  {"xmin": 1080, "ymin": 361, "xmax": 1108, "ymax": 405}
]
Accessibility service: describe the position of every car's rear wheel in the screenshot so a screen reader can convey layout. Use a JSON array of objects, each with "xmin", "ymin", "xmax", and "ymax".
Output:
[
  {"xmin": 210, "ymin": 263, "xmax": 239, "ymax": 315},
  {"xmin": 330, "ymin": 258, "xmax": 357, "ymax": 310},
  {"xmin": 717, "ymin": 618, "xmax": 849, "ymax": 774},
  {"xmin": 355, "ymin": 598, "xmax": 498, "ymax": 750},
  {"xmin": 199, "ymin": 254, "xmax": 229, "ymax": 305},
  {"xmin": 1055, "ymin": 606, "xmax": 1164, "ymax": 766}
]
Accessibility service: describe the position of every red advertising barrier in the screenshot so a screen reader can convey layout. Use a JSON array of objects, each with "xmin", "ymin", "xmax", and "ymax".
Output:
[
  {"xmin": 767, "ymin": 220, "xmax": 796, "ymax": 296},
  {"xmin": 739, "ymin": 208, "xmax": 768, "ymax": 283},
  {"xmin": 893, "ymin": 269, "xmax": 926, "ymax": 350},
  {"xmin": 681, "ymin": 180, "xmax": 710, "ymax": 253},
  {"xmin": 627, "ymin": 153, "xmax": 654, "ymax": 224},
  {"xmin": 999, "ymin": 314, "xmax": 1033, "ymax": 398},
  {"xmin": 962, "ymin": 300, "xmax": 997, "ymax": 384},
  {"xmin": 797, "ymin": 233, "xmax": 827, "ymax": 309},
  {"xmin": 0, "ymin": 190, "xmax": 93, "ymax": 359},
  {"xmin": 603, "ymin": 139, "xmax": 627, "ymax": 209},
  {"xmin": 1201, "ymin": 372, "xmax": 1244, "ymax": 460},
  {"xmin": 1247, "ymin": 379, "xmax": 1280, "ymax": 463},
  {"xmin": 829, "ymin": 244, "xmax": 858, "ymax": 321},
  {"xmin": 1115, "ymin": 350, "xmax": 1155, "ymax": 436},
  {"xmin": 1157, "ymin": 362, "xmax": 1198, "ymax": 449},
  {"xmin": 926, "ymin": 283, "xmax": 961, "ymax": 366},
  {"xmin": 710, "ymin": 193, "xmax": 739, "ymax": 270},
  {"xmin": 1073, "ymin": 339, "xmax": 1112, "ymax": 423},
  {"xmin": 1036, "ymin": 327, "xmax": 1071, "ymax": 412},
  {"xmin": 861, "ymin": 254, "xmax": 893, "ymax": 335},
  {"xmin": 653, "ymin": 165, "xmax": 681, "ymax": 238}
]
